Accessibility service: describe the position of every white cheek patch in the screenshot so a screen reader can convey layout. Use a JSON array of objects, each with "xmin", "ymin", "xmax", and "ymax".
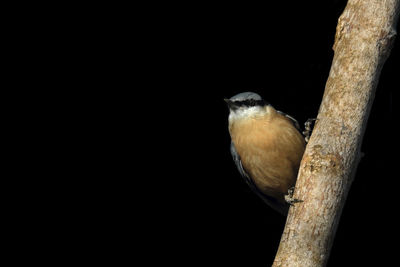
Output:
[{"xmin": 229, "ymin": 106, "xmax": 264, "ymax": 122}]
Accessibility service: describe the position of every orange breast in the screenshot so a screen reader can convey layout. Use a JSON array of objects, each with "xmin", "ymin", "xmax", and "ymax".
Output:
[{"xmin": 230, "ymin": 108, "xmax": 305, "ymax": 202}]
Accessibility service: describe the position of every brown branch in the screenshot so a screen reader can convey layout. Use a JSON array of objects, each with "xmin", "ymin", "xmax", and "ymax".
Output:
[{"xmin": 272, "ymin": 1, "xmax": 399, "ymax": 266}]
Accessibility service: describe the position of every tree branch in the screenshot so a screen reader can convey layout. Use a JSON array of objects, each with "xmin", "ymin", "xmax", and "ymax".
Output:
[{"xmin": 272, "ymin": 1, "xmax": 399, "ymax": 266}]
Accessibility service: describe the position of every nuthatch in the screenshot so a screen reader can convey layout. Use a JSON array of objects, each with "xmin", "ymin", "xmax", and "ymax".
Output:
[{"xmin": 225, "ymin": 92, "xmax": 306, "ymax": 215}]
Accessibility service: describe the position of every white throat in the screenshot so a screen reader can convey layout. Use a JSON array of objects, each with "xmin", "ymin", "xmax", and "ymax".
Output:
[{"xmin": 228, "ymin": 106, "xmax": 267, "ymax": 123}]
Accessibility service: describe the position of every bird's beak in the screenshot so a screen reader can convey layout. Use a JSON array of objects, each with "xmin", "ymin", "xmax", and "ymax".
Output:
[
  {"xmin": 224, "ymin": 98, "xmax": 231, "ymax": 104},
  {"xmin": 224, "ymin": 98, "xmax": 237, "ymax": 110},
  {"xmin": 224, "ymin": 98, "xmax": 232, "ymax": 107}
]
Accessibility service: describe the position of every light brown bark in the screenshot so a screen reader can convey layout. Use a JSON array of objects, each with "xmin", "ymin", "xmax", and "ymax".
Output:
[{"xmin": 272, "ymin": 1, "xmax": 399, "ymax": 266}]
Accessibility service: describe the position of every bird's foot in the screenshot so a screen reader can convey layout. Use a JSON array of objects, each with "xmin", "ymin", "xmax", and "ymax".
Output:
[
  {"xmin": 284, "ymin": 186, "xmax": 303, "ymax": 205},
  {"xmin": 303, "ymin": 118, "xmax": 318, "ymax": 143}
]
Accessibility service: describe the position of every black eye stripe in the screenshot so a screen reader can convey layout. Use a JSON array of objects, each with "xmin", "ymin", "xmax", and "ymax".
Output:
[{"xmin": 233, "ymin": 99, "xmax": 265, "ymax": 107}]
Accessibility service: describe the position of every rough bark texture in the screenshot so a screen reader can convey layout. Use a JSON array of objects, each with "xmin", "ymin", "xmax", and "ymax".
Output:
[{"xmin": 272, "ymin": 1, "xmax": 399, "ymax": 266}]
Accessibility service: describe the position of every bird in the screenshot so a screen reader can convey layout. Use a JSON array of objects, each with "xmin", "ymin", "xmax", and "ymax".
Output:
[{"xmin": 225, "ymin": 92, "xmax": 306, "ymax": 215}]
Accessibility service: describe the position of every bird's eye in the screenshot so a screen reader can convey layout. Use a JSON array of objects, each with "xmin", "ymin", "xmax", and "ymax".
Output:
[
  {"xmin": 245, "ymin": 99, "xmax": 258, "ymax": 106},
  {"xmin": 233, "ymin": 99, "xmax": 264, "ymax": 107}
]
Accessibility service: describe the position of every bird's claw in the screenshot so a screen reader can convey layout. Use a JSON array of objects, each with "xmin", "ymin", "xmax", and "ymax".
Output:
[
  {"xmin": 284, "ymin": 186, "xmax": 303, "ymax": 205},
  {"xmin": 303, "ymin": 118, "xmax": 318, "ymax": 143}
]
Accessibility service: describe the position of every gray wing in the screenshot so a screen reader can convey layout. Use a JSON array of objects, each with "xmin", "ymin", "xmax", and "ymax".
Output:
[
  {"xmin": 277, "ymin": 110, "xmax": 301, "ymax": 132},
  {"xmin": 230, "ymin": 142, "xmax": 288, "ymax": 215},
  {"xmin": 230, "ymin": 142, "xmax": 250, "ymax": 180}
]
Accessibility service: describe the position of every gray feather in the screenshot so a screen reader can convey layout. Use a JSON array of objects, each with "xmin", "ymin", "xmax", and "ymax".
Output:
[{"xmin": 277, "ymin": 110, "xmax": 301, "ymax": 132}]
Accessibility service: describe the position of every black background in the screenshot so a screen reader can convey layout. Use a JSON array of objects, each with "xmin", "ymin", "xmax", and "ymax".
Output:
[
  {"xmin": 132, "ymin": 1, "xmax": 397, "ymax": 266},
  {"xmin": 70, "ymin": 1, "xmax": 398, "ymax": 266}
]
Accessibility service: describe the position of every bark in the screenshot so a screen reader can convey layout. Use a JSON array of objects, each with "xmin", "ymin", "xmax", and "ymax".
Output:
[{"xmin": 272, "ymin": 1, "xmax": 399, "ymax": 266}]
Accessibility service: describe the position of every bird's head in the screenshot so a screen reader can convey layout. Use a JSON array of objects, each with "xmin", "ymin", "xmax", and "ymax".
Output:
[{"xmin": 224, "ymin": 92, "xmax": 270, "ymax": 123}]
